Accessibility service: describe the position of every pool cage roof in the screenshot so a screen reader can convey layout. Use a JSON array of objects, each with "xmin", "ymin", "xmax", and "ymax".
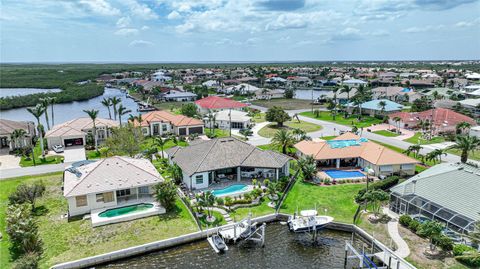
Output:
[{"xmin": 392, "ymin": 193, "xmax": 477, "ymax": 233}]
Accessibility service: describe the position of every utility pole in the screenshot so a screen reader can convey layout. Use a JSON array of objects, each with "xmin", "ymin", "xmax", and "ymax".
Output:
[{"xmin": 229, "ymin": 108, "xmax": 232, "ymax": 137}]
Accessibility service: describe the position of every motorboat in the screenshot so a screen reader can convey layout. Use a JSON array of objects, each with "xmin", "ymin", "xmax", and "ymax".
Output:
[
  {"xmin": 207, "ymin": 234, "xmax": 228, "ymax": 253},
  {"xmin": 288, "ymin": 210, "xmax": 334, "ymax": 233}
]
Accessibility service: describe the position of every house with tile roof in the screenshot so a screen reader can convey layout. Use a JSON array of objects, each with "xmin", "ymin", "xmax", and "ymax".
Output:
[
  {"xmin": 0, "ymin": 119, "xmax": 36, "ymax": 150},
  {"xmin": 63, "ymin": 156, "xmax": 165, "ymax": 218},
  {"xmin": 294, "ymin": 133, "xmax": 419, "ymax": 177},
  {"xmin": 195, "ymin": 96, "xmax": 248, "ymax": 114},
  {"xmin": 346, "ymin": 99, "xmax": 404, "ymax": 116},
  {"xmin": 133, "ymin": 110, "xmax": 204, "ymax": 136},
  {"xmin": 166, "ymin": 137, "xmax": 292, "ymax": 190}
]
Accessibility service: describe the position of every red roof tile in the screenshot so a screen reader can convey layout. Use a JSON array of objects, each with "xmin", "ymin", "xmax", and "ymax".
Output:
[{"xmin": 195, "ymin": 96, "xmax": 247, "ymax": 109}]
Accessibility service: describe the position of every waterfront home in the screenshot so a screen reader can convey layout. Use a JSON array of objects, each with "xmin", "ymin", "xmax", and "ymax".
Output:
[
  {"xmin": 0, "ymin": 119, "xmax": 36, "ymax": 151},
  {"xmin": 162, "ymin": 89, "xmax": 197, "ymax": 102},
  {"xmin": 133, "ymin": 110, "xmax": 204, "ymax": 136},
  {"xmin": 195, "ymin": 96, "xmax": 248, "ymax": 115},
  {"xmin": 166, "ymin": 137, "xmax": 291, "ymax": 190},
  {"xmin": 346, "ymin": 99, "xmax": 404, "ymax": 116},
  {"xmin": 388, "ymin": 108, "xmax": 477, "ymax": 135},
  {"xmin": 294, "ymin": 133, "xmax": 418, "ymax": 177},
  {"xmin": 342, "ymin": 79, "xmax": 367, "ymax": 88},
  {"xmin": 63, "ymin": 156, "xmax": 165, "ymax": 218},
  {"xmin": 390, "ymin": 162, "xmax": 480, "ymax": 234},
  {"xmin": 45, "ymin": 117, "xmax": 118, "ymax": 149},
  {"xmin": 204, "ymin": 110, "xmax": 252, "ymax": 130},
  {"xmin": 220, "ymin": 83, "xmax": 259, "ymax": 95},
  {"xmin": 255, "ymin": 88, "xmax": 285, "ymax": 100},
  {"xmin": 372, "ymin": 86, "xmax": 421, "ymax": 103},
  {"xmin": 469, "ymin": 126, "xmax": 480, "ymax": 138}
]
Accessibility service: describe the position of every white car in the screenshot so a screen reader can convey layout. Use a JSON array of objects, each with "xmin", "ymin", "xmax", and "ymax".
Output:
[{"xmin": 52, "ymin": 144, "xmax": 64, "ymax": 153}]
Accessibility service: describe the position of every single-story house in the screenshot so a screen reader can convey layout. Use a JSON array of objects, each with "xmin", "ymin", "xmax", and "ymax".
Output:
[
  {"xmin": 167, "ymin": 137, "xmax": 292, "ymax": 190},
  {"xmin": 134, "ymin": 110, "xmax": 204, "ymax": 136},
  {"xmin": 0, "ymin": 119, "xmax": 36, "ymax": 150},
  {"xmin": 220, "ymin": 83, "xmax": 259, "ymax": 95},
  {"xmin": 195, "ymin": 96, "xmax": 248, "ymax": 114},
  {"xmin": 389, "ymin": 162, "xmax": 480, "ymax": 234},
  {"xmin": 343, "ymin": 79, "xmax": 367, "ymax": 88},
  {"xmin": 205, "ymin": 110, "xmax": 252, "ymax": 130},
  {"xmin": 63, "ymin": 156, "xmax": 164, "ymax": 217},
  {"xmin": 45, "ymin": 117, "xmax": 118, "ymax": 149},
  {"xmin": 162, "ymin": 90, "xmax": 197, "ymax": 102},
  {"xmin": 388, "ymin": 108, "xmax": 477, "ymax": 135},
  {"xmin": 372, "ymin": 87, "xmax": 421, "ymax": 103},
  {"xmin": 346, "ymin": 99, "xmax": 404, "ymax": 116},
  {"xmin": 459, "ymin": 99, "xmax": 480, "ymax": 117},
  {"xmin": 294, "ymin": 133, "xmax": 419, "ymax": 177}
]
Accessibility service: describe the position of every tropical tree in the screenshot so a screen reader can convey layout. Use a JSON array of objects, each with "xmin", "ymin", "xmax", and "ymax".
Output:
[
  {"xmin": 393, "ymin": 116, "xmax": 402, "ymax": 133},
  {"xmin": 456, "ymin": 121, "xmax": 471, "ymax": 135},
  {"xmin": 377, "ymin": 100, "xmax": 387, "ymax": 115},
  {"xmin": 117, "ymin": 105, "xmax": 132, "ymax": 125},
  {"xmin": 39, "ymin": 97, "xmax": 50, "ymax": 130},
  {"xmin": 417, "ymin": 221, "xmax": 444, "ymax": 250},
  {"xmin": 449, "ymin": 135, "xmax": 480, "ymax": 163},
  {"xmin": 207, "ymin": 110, "xmax": 216, "ymax": 135},
  {"xmin": 340, "ymin": 85, "xmax": 352, "ymax": 105},
  {"xmin": 426, "ymin": 149, "xmax": 447, "ymax": 164},
  {"xmin": 11, "ymin": 129, "xmax": 27, "ymax": 150},
  {"xmin": 197, "ymin": 191, "xmax": 216, "ymax": 221},
  {"xmin": 49, "ymin": 96, "xmax": 56, "ymax": 126},
  {"xmin": 272, "ymin": 129, "xmax": 294, "ymax": 154},
  {"xmin": 26, "ymin": 104, "xmax": 45, "ymax": 159},
  {"xmin": 154, "ymin": 136, "xmax": 168, "ymax": 159},
  {"xmin": 154, "ymin": 180, "xmax": 177, "ymax": 211},
  {"xmin": 98, "ymin": 146, "xmax": 110, "ymax": 158},
  {"xmin": 265, "ymin": 106, "xmax": 291, "ymax": 127},
  {"xmin": 6, "ymin": 203, "xmax": 43, "ymax": 257},
  {"xmin": 105, "ymin": 125, "xmax": 144, "ymax": 157},
  {"xmin": 8, "ymin": 181, "xmax": 46, "ymax": 212},
  {"xmin": 297, "ymin": 155, "xmax": 317, "ymax": 181},
  {"xmin": 326, "ymin": 99, "xmax": 337, "ymax": 120},
  {"xmin": 404, "ymin": 144, "xmax": 423, "ymax": 159},
  {"xmin": 83, "ymin": 109, "xmax": 99, "ymax": 151},
  {"xmin": 110, "ymin": 96, "xmax": 121, "ymax": 120},
  {"xmin": 180, "ymin": 103, "xmax": 198, "ymax": 117},
  {"xmin": 168, "ymin": 163, "xmax": 183, "ymax": 184},
  {"xmin": 363, "ymin": 189, "xmax": 389, "ymax": 217},
  {"xmin": 101, "ymin": 98, "xmax": 112, "ymax": 119},
  {"xmin": 292, "ymin": 128, "xmax": 306, "ymax": 141}
]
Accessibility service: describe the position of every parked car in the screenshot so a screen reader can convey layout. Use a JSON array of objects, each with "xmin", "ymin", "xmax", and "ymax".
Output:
[{"xmin": 52, "ymin": 144, "xmax": 64, "ymax": 153}]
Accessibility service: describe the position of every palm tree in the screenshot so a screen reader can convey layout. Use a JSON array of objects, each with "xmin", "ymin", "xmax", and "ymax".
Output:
[
  {"xmin": 297, "ymin": 155, "xmax": 316, "ymax": 181},
  {"xmin": 340, "ymin": 85, "xmax": 352, "ymax": 105},
  {"xmin": 404, "ymin": 144, "xmax": 423, "ymax": 159},
  {"xmin": 49, "ymin": 96, "xmax": 57, "ymax": 126},
  {"xmin": 198, "ymin": 191, "xmax": 215, "ymax": 220},
  {"xmin": 377, "ymin": 100, "xmax": 387, "ymax": 115},
  {"xmin": 39, "ymin": 97, "xmax": 50, "ymax": 130},
  {"xmin": 154, "ymin": 136, "xmax": 169, "ymax": 159},
  {"xmin": 11, "ymin": 129, "xmax": 27, "ymax": 149},
  {"xmin": 27, "ymin": 104, "xmax": 46, "ymax": 159},
  {"xmin": 83, "ymin": 109, "xmax": 99, "ymax": 151},
  {"xmin": 272, "ymin": 129, "xmax": 294, "ymax": 154},
  {"xmin": 456, "ymin": 121, "xmax": 471, "ymax": 135},
  {"xmin": 110, "ymin": 97, "xmax": 121, "ymax": 120},
  {"xmin": 393, "ymin": 116, "xmax": 402, "ymax": 134},
  {"xmin": 292, "ymin": 128, "xmax": 306, "ymax": 141},
  {"xmin": 101, "ymin": 98, "xmax": 112, "ymax": 119},
  {"xmin": 117, "ymin": 105, "xmax": 132, "ymax": 125},
  {"xmin": 426, "ymin": 149, "xmax": 446, "ymax": 164},
  {"xmin": 449, "ymin": 135, "xmax": 480, "ymax": 163}
]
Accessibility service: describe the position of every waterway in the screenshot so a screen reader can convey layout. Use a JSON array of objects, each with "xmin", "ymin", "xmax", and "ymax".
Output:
[
  {"xmin": 0, "ymin": 88, "xmax": 139, "ymax": 126},
  {"xmin": 295, "ymin": 89, "xmax": 332, "ymax": 100},
  {"xmin": 0, "ymin": 88, "xmax": 61, "ymax": 98},
  {"xmin": 99, "ymin": 223, "xmax": 371, "ymax": 269}
]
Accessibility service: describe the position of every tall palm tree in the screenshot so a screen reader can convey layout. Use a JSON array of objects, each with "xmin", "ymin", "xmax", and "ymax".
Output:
[
  {"xmin": 110, "ymin": 97, "xmax": 121, "ymax": 120},
  {"xmin": 117, "ymin": 105, "xmax": 132, "ymax": 125},
  {"xmin": 27, "ymin": 104, "xmax": 46, "ymax": 159},
  {"xmin": 49, "ymin": 96, "xmax": 56, "ymax": 126},
  {"xmin": 449, "ymin": 135, "xmax": 480, "ymax": 163},
  {"xmin": 377, "ymin": 100, "xmax": 387, "ymax": 115},
  {"xmin": 101, "ymin": 98, "xmax": 112, "ymax": 119},
  {"xmin": 154, "ymin": 136, "xmax": 169, "ymax": 159},
  {"xmin": 426, "ymin": 149, "xmax": 447, "ymax": 164},
  {"xmin": 83, "ymin": 109, "xmax": 99, "ymax": 151},
  {"xmin": 340, "ymin": 85, "xmax": 352, "ymax": 105},
  {"xmin": 393, "ymin": 116, "xmax": 402, "ymax": 134},
  {"xmin": 11, "ymin": 129, "xmax": 27, "ymax": 149},
  {"xmin": 39, "ymin": 97, "xmax": 50, "ymax": 130},
  {"xmin": 272, "ymin": 129, "xmax": 294, "ymax": 154},
  {"xmin": 404, "ymin": 144, "xmax": 423, "ymax": 159}
]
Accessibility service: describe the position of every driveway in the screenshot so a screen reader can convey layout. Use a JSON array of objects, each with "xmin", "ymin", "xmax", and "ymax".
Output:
[
  {"xmin": 0, "ymin": 148, "xmax": 21, "ymax": 169},
  {"xmin": 63, "ymin": 146, "xmax": 86, "ymax": 163}
]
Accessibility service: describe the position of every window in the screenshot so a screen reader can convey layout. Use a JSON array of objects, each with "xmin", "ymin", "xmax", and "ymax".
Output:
[
  {"xmin": 116, "ymin": 189, "xmax": 131, "ymax": 197},
  {"xmin": 401, "ymin": 164, "xmax": 414, "ymax": 170},
  {"xmin": 195, "ymin": 175, "xmax": 204, "ymax": 184},
  {"xmin": 162, "ymin": 124, "xmax": 167, "ymax": 132},
  {"xmin": 103, "ymin": 192, "xmax": 114, "ymax": 203},
  {"xmin": 231, "ymin": 122, "xmax": 244, "ymax": 129},
  {"xmin": 96, "ymin": 193, "xmax": 104, "ymax": 203},
  {"xmin": 76, "ymin": 195, "xmax": 87, "ymax": 207},
  {"xmin": 380, "ymin": 165, "xmax": 393, "ymax": 172},
  {"xmin": 138, "ymin": 186, "xmax": 149, "ymax": 194}
]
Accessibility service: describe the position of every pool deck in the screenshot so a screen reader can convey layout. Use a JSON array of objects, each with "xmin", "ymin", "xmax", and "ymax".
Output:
[{"xmin": 90, "ymin": 200, "xmax": 166, "ymax": 227}]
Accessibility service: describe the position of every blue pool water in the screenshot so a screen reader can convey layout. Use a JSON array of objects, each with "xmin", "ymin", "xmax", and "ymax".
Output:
[
  {"xmin": 327, "ymin": 138, "xmax": 368, "ymax": 149},
  {"xmin": 324, "ymin": 170, "xmax": 365, "ymax": 179},
  {"xmin": 212, "ymin": 184, "xmax": 248, "ymax": 196}
]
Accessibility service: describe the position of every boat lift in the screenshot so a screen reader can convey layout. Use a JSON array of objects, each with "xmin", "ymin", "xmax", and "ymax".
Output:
[{"xmin": 343, "ymin": 241, "xmax": 413, "ymax": 269}]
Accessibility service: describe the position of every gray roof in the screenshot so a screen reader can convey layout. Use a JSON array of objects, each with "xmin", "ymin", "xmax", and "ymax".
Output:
[
  {"xmin": 63, "ymin": 156, "xmax": 163, "ymax": 197},
  {"xmin": 0, "ymin": 119, "xmax": 34, "ymax": 136},
  {"xmin": 391, "ymin": 162, "xmax": 480, "ymax": 221},
  {"xmin": 167, "ymin": 137, "xmax": 292, "ymax": 176}
]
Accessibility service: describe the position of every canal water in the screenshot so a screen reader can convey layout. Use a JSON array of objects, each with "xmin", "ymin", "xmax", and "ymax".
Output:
[
  {"xmin": 99, "ymin": 223, "xmax": 370, "ymax": 269},
  {"xmin": 0, "ymin": 88, "xmax": 139, "ymax": 126},
  {"xmin": 0, "ymin": 88, "xmax": 61, "ymax": 98},
  {"xmin": 294, "ymin": 89, "xmax": 332, "ymax": 100}
]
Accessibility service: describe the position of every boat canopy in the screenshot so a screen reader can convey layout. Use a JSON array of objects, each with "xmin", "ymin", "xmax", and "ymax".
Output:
[{"xmin": 300, "ymin": 210, "xmax": 317, "ymax": 217}]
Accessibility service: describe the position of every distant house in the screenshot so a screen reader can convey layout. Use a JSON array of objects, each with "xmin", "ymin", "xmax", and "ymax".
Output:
[
  {"xmin": 162, "ymin": 90, "xmax": 197, "ymax": 102},
  {"xmin": 287, "ymin": 76, "xmax": 312, "ymax": 87},
  {"xmin": 342, "ymin": 79, "xmax": 367, "ymax": 88},
  {"xmin": 459, "ymin": 99, "xmax": 480, "ymax": 117},
  {"xmin": 152, "ymin": 71, "xmax": 172, "ymax": 82},
  {"xmin": 167, "ymin": 137, "xmax": 291, "ymax": 190},
  {"xmin": 63, "ymin": 156, "xmax": 165, "ymax": 221},
  {"xmin": 470, "ymin": 126, "xmax": 480, "ymax": 138},
  {"xmin": 202, "ymin": 80, "xmax": 221, "ymax": 87},
  {"xmin": 45, "ymin": 117, "xmax": 118, "ymax": 149},
  {"xmin": 346, "ymin": 99, "xmax": 404, "ymax": 116},
  {"xmin": 265, "ymin": 77, "xmax": 287, "ymax": 85},
  {"xmin": 403, "ymin": 79, "xmax": 435, "ymax": 89},
  {"xmin": 372, "ymin": 87, "xmax": 421, "ymax": 103},
  {"xmin": 221, "ymin": 83, "xmax": 259, "ymax": 94},
  {"xmin": 294, "ymin": 133, "xmax": 418, "ymax": 177},
  {"xmin": 388, "ymin": 108, "xmax": 477, "ymax": 135},
  {"xmin": 134, "ymin": 110, "xmax": 204, "ymax": 136},
  {"xmin": 205, "ymin": 110, "xmax": 252, "ymax": 130},
  {"xmin": 195, "ymin": 96, "xmax": 248, "ymax": 114},
  {"xmin": 255, "ymin": 88, "xmax": 285, "ymax": 100},
  {"xmin": 0, "ymin": 119, "xmax": 36, "ymax": 150}
]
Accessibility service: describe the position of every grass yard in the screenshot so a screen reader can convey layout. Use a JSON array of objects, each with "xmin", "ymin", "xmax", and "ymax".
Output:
[
  {"xmin": 0, "ymin": 173, "xmax": 198, "ymax": 269},
  {"xmin": 205, "ymin": 128, "xmax": 230, "ymax": 138},
  {"xmin": 373, "ymin": 130, "xmax": 400, "ymax": 137},
  {"xmin": 447, "ymin": 148, "xmax": 480, "ymax": 161},
  {"xmin": 198, "ymin": 211, "xmax": 226, "ymax": 228},
  {"xmin": 19, "ymin": 143, "xmax": 63, "ymax": 167},
  {"xmin": 300, "ymin": 111, "xmax": 383, "ymax": 128},
  {"xmin": 280, "ymin": 181, "xmax": 365, "ymax": 224},
  {"xmin": 251, "ymin": 113, "xmax": 266, "ymax": 123},
  {"xmin": 141, "ymin": 136, "xmax": 188, "ymax": 151},
  {"xmin": 403, "ymin": 132, "xmax": 446, "ymax": 145},
  {"xmin": 258, "ymin": 120, "xmax": 322, "ymax": 138},
  {"xmin": 251, "ymin": 98, "xmax": 323, "ymax": 110},
  {"xmin": 257, "ymin": 143, "xmax": 297, "ymax": 155},
  {"xmin": 230, "ymin": 199, "xmax": 276, "ymax": 221}
]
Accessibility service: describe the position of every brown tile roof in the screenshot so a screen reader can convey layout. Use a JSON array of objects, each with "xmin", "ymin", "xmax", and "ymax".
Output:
[
  {"xmin": 389, "ymin": 108, "xmax": 477, "ymax": 128},
  {"xmin": 45, "ymin": 117, "xmax": 118, "ymax": 138},
  {"xmin": 0, "ymin": 119, "xmax": 34, "ymax": 135},
  {"xmin": 134, "ymin": 111, "xmax": 203, "ymax": 127}
]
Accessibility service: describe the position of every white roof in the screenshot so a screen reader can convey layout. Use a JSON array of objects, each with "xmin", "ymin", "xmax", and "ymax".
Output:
[
  {"xmin": 466, "ymin": 73, "xmax": 480, "ymax": 79},
  {"xmin": 459, "ymin": 98, "xmax": 480, "ymax": 107},
  {"xmin": 343, "ymin": 79, "xmax": 367, "ymax": 85},
  {"xmin": 224, "ymin": 83, "xmax": 259, "ymax": 93},
  {"xmin": 63, "ymin": 156, "xmax": 163, "ymax": 197},
  {"xmin": 214, "ymin": 110, "xmax": 251, "ymax": 122}
]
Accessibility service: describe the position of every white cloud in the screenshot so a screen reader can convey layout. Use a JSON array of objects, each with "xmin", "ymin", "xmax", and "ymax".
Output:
[
  {"xmin": 455, "ymin": 18, "xmax": 480, "ymax": 27},
  {"xmin": 402, "ymin": 25, "xmax": 445, "ymax": 33},
  {"xmin": 78, "ymin": 0, "xmax": 120, "ymax": 16},
  {"xmin": 125, "ymin": 0, "xmax": 159, "ymax": 20},
  {"xmin": 370, "ymin": 30, "xmax": 390, "ymax": 37},
  {"xmin": 114, "ymin": 28, "xmax": 139, "ymax": 36},
  {"xmin": 116, "ymin": 16, "xmax": 131, "ymax": 28},
  {"xmin": 129, "ymin": 39, "xmax": 154, "ymax": 47},
  {"xmin": 167, "ymin": 11, "xmax": 181, "ymax": 20},
  {"xmin": 141, "ymin": 25, "xmax": 150, "ymax": 30}
]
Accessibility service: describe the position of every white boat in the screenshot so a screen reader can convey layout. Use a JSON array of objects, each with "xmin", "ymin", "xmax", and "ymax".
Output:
[
  {"xmin": 207, "ymin": 234, "xmax": 228, "ymax": 253},
  {"xmin": 287, "ymin": 210, "xmax": 334, "ymax": 232}
]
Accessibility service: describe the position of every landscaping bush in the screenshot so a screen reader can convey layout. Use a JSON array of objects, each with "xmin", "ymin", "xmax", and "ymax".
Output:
[
  {"xmin": 224, "ymin": 196, "xmax": 233, "ymax": 205},
  {"xmin": 12, "ymin": 252, "xmax": 40, "ymax": 269},
  {"xmin": 324, "ymin": 178, "xmax": 331, "ymax": 185},
  {"xmin": 432, "ymin": 235, "xmax": 454, "ymax": 251},
  {"xmin": 399, "ymin": 215, "xmax": 413, "ymax": 227},
  {"xmin": 455, "ymin": 252, "xmax": 480, "ymax": 267},
  {"xmin": 6, "ymin": 204, "xmax": 43, "ymax": 258},
  {"xmin": 355, "ymin": 176, "xmax": 401, "ymax": 203},
  {"xmin": 243, "ymin": 192, "xmax": 252, "ymax": 201},
  {"xmin": 453, "ymin": 244, "xmax": 476, "ymax": 256},
  {"xmin": 251, "ymin": 188, "xmax": 263, "ymax": 198},
  {"xmin": 8, "ymin": 181, "xmax": 46, "ymax": 211},
  {"xmin": 225, "ymin": 198, "xmax": 252, "ymax": 206},
  {"xmin": 215, "ymin": 197, "xmax": 224, "ymax": 206},
  {"xmin": 154, "ymin": 181, "xmax": 177, "ymax": 211},
  {"xmin": 408, "ymin": 220, "xmax": 421, "ymax": 233}
]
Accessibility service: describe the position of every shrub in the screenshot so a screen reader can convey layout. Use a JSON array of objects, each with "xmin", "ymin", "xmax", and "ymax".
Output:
[
  {"xmin": 243, "ymin": 193, "xmax": 252, "ymax": 201},
  {"xmin": 8, "ymin": 181, "xmax": 46, "ymax": 211},
  {"xmin": 355, "ymin": 176, "xmax": 401, "ymax": 203},
  {"xmin": 432, "ymin": 235, "xmax": 453, "ymax": 251},
  {"xmin": 12, "ymin": 252, "xmax": 40, "ymax": 269},
  {"xmin": 215, "ymin": 197, "xmax": 224, "ymax": 206},
  {"xmin": 6, "ymin": 204, "xmax": 43, "ymax": 258},
  {"xmin": 324, "ymin": 178, "xmax": 331, "ymax": 185},
  {"xmin": 224, "ymin": 197, "xmax": 233, "ymax": 205},
  {"xmin": 154, "ymin": 181, "xmax": 177, "ymax": 211},
  {"xmin": 455, "ymin": 251, "xmax": 480, "ymax": 267},
  {"xmin": 251, "ymin": 188, "xmax": 262, "ymax": 198},
  {"xmin": 408, "ymin": 220, "xmax": 421, "ymax": 232},
  {"xmin": 399, "ymin": 215, "xmax": 412, "ymax": 227},
  {"xmin": 453, "ymin": 244, "xmax": 476, "ymax": 256}
]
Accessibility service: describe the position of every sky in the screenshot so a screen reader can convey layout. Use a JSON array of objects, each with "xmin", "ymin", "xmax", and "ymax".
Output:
[{"xmin": 1, "ymin": 0, "xmax": 480, "ymax": 62}]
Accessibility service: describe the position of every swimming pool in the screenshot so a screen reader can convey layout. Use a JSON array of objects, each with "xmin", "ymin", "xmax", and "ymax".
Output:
[
  {"xmin": 99, "ymin": 203, "xmax": 154, "ymax": 218},
  {"xmin": 324, "ymin": 170, "xmax": 365, "ymax": 179},
  {"xmin": 212, "ymin": 184, "xmax": 249, "ymax": 197}
]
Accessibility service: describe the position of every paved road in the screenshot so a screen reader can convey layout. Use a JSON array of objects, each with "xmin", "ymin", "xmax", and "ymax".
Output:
[{"xmin": 0, "ymin": 163, "xmax": 66, "ymax": 180}]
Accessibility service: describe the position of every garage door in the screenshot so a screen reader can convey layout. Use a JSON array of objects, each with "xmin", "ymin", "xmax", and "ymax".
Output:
[
  {"xmin": 188, "ymin": 127, "xmax": 203, "ymax": 134},
  {"xmin": 64, "ymin": 138, "xmax": 84, "ymax": 147},
  {"xmin": 178, "ymin": 128, "xmax": 187, "ymax": 136}
]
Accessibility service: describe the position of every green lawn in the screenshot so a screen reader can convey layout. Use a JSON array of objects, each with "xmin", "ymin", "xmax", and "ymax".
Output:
[
  {"xmin": 205, "ymin": 128, "xmax": 230, "ymax": 138},
  {"xmin": 0, "ymin": 173, "xmax": 198, "ymax": 269},
  {"xmin": 447, "ymin": 148, "xmax": 480, "ymax": 161},
  {"xmin": 251, "ymin": 113, "xmax": 266, "ymax": 123},
  {"xmin": 257, "ymin": 143, "xmax": 297, "ymax": 154},
  {"xmin": 258, "ymin": 120, "xmax": 322, "ymax": 138},
  {"xmin": 251, "ymin": 98, "xmax": 323, "ymax": 110},
  {"xmin": 280, "ymin": 181, "xmax": 365, "ymax": 223},
  {"xmin": 373, "ymin": 130, "xmax": 400, "ymax": 137},
  {"xmin": 300, "ymin": 111, "xmax": 383, "ymax": 128},
  {"xmin": 19, "ymin": 143, "xmax": 63, "ymax": 167},
  {"xmin": 141, "ymin": 136, "xmax": 188, "ymax": 151},
  {"xmin": 230, "ymin": 199, "xmax": 276, "ymax": 221},
  {"xmin": 198, "ymin": 211, "xmax": 226, "ymax": 229},
  {"xmin": 403, "ymin": 132, "xmax": 446, "ymax": 145}
]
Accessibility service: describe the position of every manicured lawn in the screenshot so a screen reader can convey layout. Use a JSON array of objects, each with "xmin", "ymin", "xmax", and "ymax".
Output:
[
  {"xmin": 300, "ymin": 111, "xmax": 383, "ymax": 128},
  {"xmin": 230, "ymin": 200, "xmax": 276, "ymax": 221},
  {"xmin": 403, "ymin": 132, "xmax": 446, "ymax": 145},
  {"xmin": 86, "ymin": 150, "xmax": 101, "ymax": 159},
  {"xmin": 198, "ymin": 211, "xmax": 226, "ymax": 228},
  {"xmin": 447, "ymin": 148, "xmax": 480, "ymax": 161},
  {"xmin": 0, "ymin": 173, "xmax": 198, "ymax": 269},
  {"xmin": 258, "ymin": 120, "xmax": 322, "ymax": 138},
  {"xmin": 251, "ymin": 113, "xmax": 266, "ymax": 123},
  {"xmin": 205, "ymin": 128, "xmax": 230, "ymax": 138},
  {"xmin": 257, "ymin": 143, "xmax": 297, "ymax": 154},
  {"xmin": 19, "ymin": 143, "xmax": 63, "ymax": 167},
  {"xmin": 251, "ymin": 98, "xmax": 323, "ymax": 110},
  {"xmin": 141, "ymin": 136, "xmax": 188, "ymax": 151},
  {"xmin": 373, "ymin": 130, "xmax": 400, "ymax": 137},
  {"xmin": 280, "ymin": 181, "xmax": 365, "ymax": 224}
]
